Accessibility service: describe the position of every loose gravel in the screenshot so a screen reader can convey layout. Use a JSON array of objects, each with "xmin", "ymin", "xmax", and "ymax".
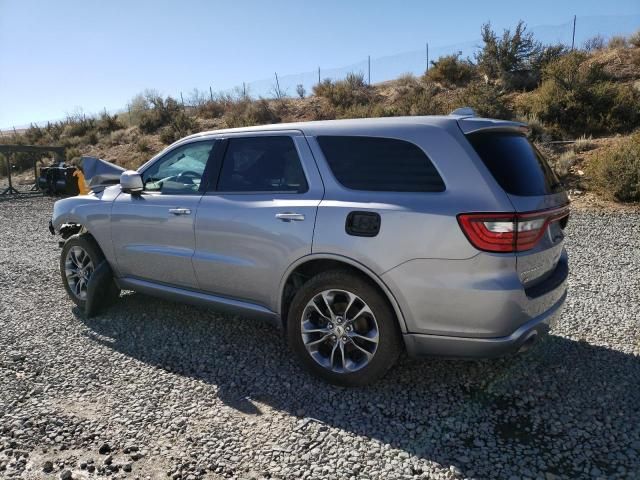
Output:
[{"xmin": 1, "ymin": 196, "xmax": 639, "ymax": 480}]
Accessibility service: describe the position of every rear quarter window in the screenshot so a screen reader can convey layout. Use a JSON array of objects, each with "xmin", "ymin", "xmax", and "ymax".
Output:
[
  {"xmin": 316, "ymin": 136, "xmax": 445, "ymax": 192},
  {"xmin": 466, "ymin": 132, "xmax": 563, "ymax": 196}
]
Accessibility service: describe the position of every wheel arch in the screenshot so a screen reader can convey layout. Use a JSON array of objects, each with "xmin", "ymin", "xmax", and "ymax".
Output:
[{"xmin": 277, "ymin": 254, "xmax": 408, "ymax": 333}]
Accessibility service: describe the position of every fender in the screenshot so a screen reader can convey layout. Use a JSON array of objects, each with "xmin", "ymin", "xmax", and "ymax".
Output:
[
  {"xmin": 51, "ymin": 186, "xmax": 122, "ymax": 272},
  {"xmin": 276, "ymin": 253, "xmax": 408, "ymax": 333}
]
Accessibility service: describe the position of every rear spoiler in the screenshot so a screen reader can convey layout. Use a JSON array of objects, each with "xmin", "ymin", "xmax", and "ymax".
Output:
[{"xmin": 449, "ymin": 107, "xmax": 529, "ymax": 135}]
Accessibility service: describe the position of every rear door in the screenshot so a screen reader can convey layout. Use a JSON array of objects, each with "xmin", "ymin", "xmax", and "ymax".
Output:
[
  {"xmin": 463, "ymin": 126, "xmax": 570, "ymax": 290},
  {"xmin": 193, "ymin": 132, "xmax": 323, "ymax": 309}
]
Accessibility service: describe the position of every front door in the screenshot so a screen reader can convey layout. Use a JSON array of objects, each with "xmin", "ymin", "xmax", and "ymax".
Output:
[
  {"xmin": 193, "ymin": 133, "xmax": 324, "ymax": 309},
  {"xmin": 111, "ymin": 140, "xmax": 217, "ymax": 289}
]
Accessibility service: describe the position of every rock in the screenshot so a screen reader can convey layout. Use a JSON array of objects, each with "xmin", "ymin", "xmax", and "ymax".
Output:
[
  {"xmin": 42, "ymin": 461, "xmax": 54, "ymax": 473},
  {"xmin": 98, "ymin": 443, "xmax": 111, "ymax": 455},
  {"xmin": 59, "ymin": 470, "xmax": 72, "ymax": 480}
]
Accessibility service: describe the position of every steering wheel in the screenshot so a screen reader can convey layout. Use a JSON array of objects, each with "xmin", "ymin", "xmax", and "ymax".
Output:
[{"xmin": 176, "ymin": 170, "xmax": 202, "ymax": 183}]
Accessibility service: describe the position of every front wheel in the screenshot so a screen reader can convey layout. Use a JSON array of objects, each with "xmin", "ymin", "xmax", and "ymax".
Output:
[
  {"xmin": 60, "ymin": 234, "xmax": 104, "ymax": 309},
  {"xmin": 287, "ymin": 270, "xmax": 402, "ymax": 386}
]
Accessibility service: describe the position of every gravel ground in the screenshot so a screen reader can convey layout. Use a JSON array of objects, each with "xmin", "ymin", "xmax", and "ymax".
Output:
[{"xmin": 1, "ymin": 196, "xmax": 639, "ymax": 480}]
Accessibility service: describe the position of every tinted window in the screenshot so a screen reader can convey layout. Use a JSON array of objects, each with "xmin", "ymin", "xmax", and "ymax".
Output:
[
  {"xmin": 316, "ymin": 136, "xmax": 445, "ymax": 192},
  {"xmin": 217, "ymin": 136, "xmax": 308, "ymax": 193},
  {"xmin": 467, "ymin": 132, "xmax": 563, "ymax": 196},
  {"xmin": 142, "ymin": 141, "xmax": 215, "ymax": 194}
]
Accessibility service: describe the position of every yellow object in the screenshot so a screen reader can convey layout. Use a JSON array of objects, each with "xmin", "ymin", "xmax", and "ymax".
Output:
[{"xmin": 73, "ymin": 169, "xmax": 90, "ymax": 195}]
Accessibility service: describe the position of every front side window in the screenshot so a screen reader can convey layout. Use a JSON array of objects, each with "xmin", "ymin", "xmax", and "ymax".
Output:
[
  {"xmin": 216, "ymin": 136, "xmax": 308, "ymax": 193},
  {"xmin": 142, "ymin": 140, "xmax": 215, "ymax": 194},
  {"xmin": 317, "ymin": 136, "xmax": 445, "ymax": 192}
]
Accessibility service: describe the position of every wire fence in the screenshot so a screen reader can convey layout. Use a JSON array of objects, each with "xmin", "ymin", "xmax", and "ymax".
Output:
[{"xmin": 4, "ymin": 14, "xmax": 639, "ymax": 129}]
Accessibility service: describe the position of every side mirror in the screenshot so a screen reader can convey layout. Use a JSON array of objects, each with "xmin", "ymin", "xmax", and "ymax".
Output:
[{"xmin": 120, "ymin": 170, "xmax": 143, "ymax": 194}]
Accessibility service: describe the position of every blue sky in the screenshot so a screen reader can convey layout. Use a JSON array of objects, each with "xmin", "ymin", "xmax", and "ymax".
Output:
[{"xmin": 1, "ymin": 0, "xmax": 639, "ymax": 128}]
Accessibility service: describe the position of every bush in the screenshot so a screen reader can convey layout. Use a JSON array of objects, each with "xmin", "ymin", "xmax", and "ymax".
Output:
[
  {"xmin": 553, "ymin": 150, "xmax": 578, "ymax": 177},
  {"xmin": 224, "ymin": 98, "xmax": 280, "ymax": 128},
  {"xmin": 159, "ymin": 126, "xmax": 177, "ymax": 145},
  {"xmin": 138, "ymin": 95, "xmax": 196, "ymax": 137},
  {"xmin": 65, "ymin": 147, "xmax": 82, "ymax": 164},
  {"xmin": 583, "ymin": 35, "xmax": 605, "ymax": 52},
  {"xmin": 586, "ymin": 133, "xmax": 640, "ymax": 202},
  {"xmin": 452, "ymin": 82, "xmax": 512, "ymax": 119},
  {"xmin": 476, "ymin": 20, "xmax": 543, "ymax": 90},
  {"xmin": 573, "ymin": 135, "xmax": 594, "ymax": 153},
  {"xmin": 608, "ymin": 36, "xmax": 628, "ymax": 49},
  {"xmin": 389, "ymin": 79, "xmax": 445, "ymax": 116},
  {"xmin": 313, "ymin": 73, "xmax": 375, "ymax": 109},
  {"xmin": 136, "ymin": 137, "xmax": 151, "ymax": 153},
  {"xmin": 518, "ymin": 52, "xmax": 640, "ymax": 136},
  {"xmin": 64, "ymin": 113, "xmax": 95, "ymax": 138},
  {"xmin": 425, "ymin": 53, "xmax": 476, "ymax": 87},
  {"xmin": 96, "ymin": 112, "xmax": 123, "ymax": 134},
  {"xmin": 630, "ymin": 30, "xmax": 640, "ymax": 48}
]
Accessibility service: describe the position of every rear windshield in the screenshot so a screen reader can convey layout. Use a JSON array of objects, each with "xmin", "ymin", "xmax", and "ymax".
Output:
[
  {"xmin": 316, "ymin": 136, "xmax": 445, "ymax": 192},
  {"xmin": 466, "ymin": 132, "xmax": 563, "ymax": 196}
]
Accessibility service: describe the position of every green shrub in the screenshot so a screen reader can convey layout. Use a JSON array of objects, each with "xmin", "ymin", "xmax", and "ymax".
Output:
[
  {"xmin": 586, "ymin": 133, "xmax": 640, "ymax": 202},
  {"xmin": 476, "ymin": 20, "xmax": 543, "ymax": 90},
  {"xmin": 608, "ymin": 36, "xmax": 628, "ymax": 49},
  {"xmin": 224, "ymin": 98, "xmax": 280, "ymax": 128},
  {"xmin": 425, "ymin": 53, "xmax": 476, "ymax": 87},
  {"xmin": 136, "ymin": 137, "xmax": 151, "ymax": 153},
  {"xmin": 573, "ymin": 135, "xmax": 594, "ymax": 153},
  {"xmin": 138, "ymin": 95, "xmax": 196, "ymax": 136},
  {"xmin": 390, "ymin": 80, "xmax": 445, "ymax": 116},
  {"xmin": 64, "ymin": 114, "xmax": 95, "ymax": 138},
  {"xmin": 96, "ymin": 112, "xmax": 123, "ymax": 134},
  {"xmin": 518, "ymin": 52, "xmax": 640, "ymax": 137},
  {"xmin": 65, "ymin": 147, "xmax": 82, "ymax": 164},
  {"xmin": 452, "ymin": 82, "xmax": 512, "ymax": 119},
  {"xmin": 159, "ymin": 126, "xmax": 177, "ymax": 145},
  {"xmin": 552, "ymin": 150, "xmax": 578, "ymax": 177},
  {"xmin": 312, "ymin": 73, "xmax": 375, "ymax": 109}
]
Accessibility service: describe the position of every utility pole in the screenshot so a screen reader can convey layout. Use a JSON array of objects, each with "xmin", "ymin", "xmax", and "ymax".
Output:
[
  {"xmin": 209, "ymin": 85, "xmax": 214, "ymax": 102},
  {"xmin": 180, "ymin": 91, "xmax": 185, "ymax": 108},
  {"xmin": 318, "ymin": 67, "xmax": 321, "ymax": 84},
  {"xmin": 571, "ymin": 15, "xmax": 576, "ymax": 50},
  {"xmin": 368, "ymin": 55, "xmax": 371, "ymax": 85},
  {"xmin": 426, "ymin": 42, "xmax": 429, "ymax": 71},
  {"xmin": 243, "ymin": 82, "xmax": 247, "ymax": 98}
]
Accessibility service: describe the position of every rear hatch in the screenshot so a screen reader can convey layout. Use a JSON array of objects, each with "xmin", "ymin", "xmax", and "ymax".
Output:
[{"xmin": 459, "ymin": 118, "xmax": 569, "ymax": 293}]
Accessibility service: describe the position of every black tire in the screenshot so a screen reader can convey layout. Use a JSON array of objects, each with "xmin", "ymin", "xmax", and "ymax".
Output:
[
  {"xmin": 287, "ymin": 270, "xmax": 402, "ymax": 386},
  {"xmin": 60, "ymin": 233, "xmax": 105, "ymax": 310}
]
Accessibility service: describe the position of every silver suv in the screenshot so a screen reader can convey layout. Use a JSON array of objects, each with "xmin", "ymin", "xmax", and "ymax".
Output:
[{"xmin": 51, "ymin": 114, "xmax": 569, "ymax": 386}]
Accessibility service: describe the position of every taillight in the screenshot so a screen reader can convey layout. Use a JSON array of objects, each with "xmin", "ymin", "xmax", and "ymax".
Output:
[{"xmin": 458, "ymin": 205, "xmax": 570, "ymax": 253}]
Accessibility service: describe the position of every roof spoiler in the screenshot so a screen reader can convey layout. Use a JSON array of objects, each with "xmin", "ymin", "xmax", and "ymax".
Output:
[{"xmin": 449, "ymin": 107, "xmax": 476, "ymax": 117}]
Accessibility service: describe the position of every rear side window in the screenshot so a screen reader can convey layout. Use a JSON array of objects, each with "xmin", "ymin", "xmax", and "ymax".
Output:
[
  {"xmin": 316, "ymin": 136, "xmax": 445, "ymax": 192},
  {"xmin": 466, "ymin": 132, "xmax": 563, "ymax": 196},
  {"xmin": 217, "ymin": 136, "xmax": 308, "ymax": 193}
]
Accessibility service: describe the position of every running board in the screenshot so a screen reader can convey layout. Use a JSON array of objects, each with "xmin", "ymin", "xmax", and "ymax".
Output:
[{"xmin": 117, "ymin": 277, "xmax": 279, "ymax": 323}]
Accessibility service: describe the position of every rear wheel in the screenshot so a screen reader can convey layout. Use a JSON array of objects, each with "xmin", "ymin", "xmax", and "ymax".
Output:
[
  {"xmin": 60, "ymin": 234, "xmax": 104, "ymax": 309},
  {"xmin": 287, "ymin": 270, "xmax": 402, "ymax": 386}
]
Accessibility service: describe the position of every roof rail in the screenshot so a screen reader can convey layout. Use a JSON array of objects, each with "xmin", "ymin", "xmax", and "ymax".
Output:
[{"xmin": 449, "ymin": 107, "xmax": 476, "ymax": 117}]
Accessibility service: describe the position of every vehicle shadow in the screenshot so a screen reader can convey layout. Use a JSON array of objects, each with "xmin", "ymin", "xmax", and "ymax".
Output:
[{"xmin": 77, "ymin": 292, "xmax": 640, "ymax": 479}]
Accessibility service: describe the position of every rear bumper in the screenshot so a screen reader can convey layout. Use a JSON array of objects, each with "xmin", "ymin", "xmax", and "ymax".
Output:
[{"xmin": 403, "ymin": 289, "xmax": 566, "ymax": 358}]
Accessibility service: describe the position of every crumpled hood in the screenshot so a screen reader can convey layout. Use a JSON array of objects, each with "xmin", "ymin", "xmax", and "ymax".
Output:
[{"xmin": 80, "ymin": 156, "xmax": 125, "ymax": 191}]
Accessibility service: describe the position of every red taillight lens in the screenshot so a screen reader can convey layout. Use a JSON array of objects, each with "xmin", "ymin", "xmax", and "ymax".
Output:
[{"xmin": 458, "ymin": 205, "xmax": 570, "ymax": 253}]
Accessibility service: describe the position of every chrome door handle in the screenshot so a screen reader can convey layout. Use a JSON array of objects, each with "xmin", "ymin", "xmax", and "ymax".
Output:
[
  {"xmin": 275, "ymin": 212, "xmax": 305, "ymax": 222},
  {"xmin": 169, "ymin": 208, "xmax": 191, "ymax": 215}
]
